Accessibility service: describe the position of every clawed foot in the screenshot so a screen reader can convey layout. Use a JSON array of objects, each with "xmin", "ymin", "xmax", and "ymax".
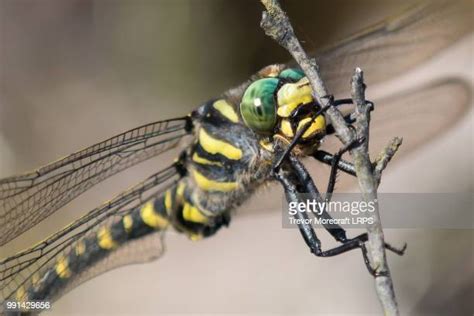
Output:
[{"xmin": 344, "ymin": 234, "xmax": 407, "ymax": 277}]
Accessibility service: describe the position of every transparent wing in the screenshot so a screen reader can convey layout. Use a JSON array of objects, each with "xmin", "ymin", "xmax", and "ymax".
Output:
[
  {"xmin": 314, "ymin": 0, "xmax": 472, "ymax": 95},
  {"xmin": 318, "ymin": 78, "xmax": 471, "ymax": 190},
  {"xmin": 306, "ymin": 0, "xmax": 473, "ymax": 188},
  {"xmin": 0, "ymin": 118, "xmax": 190, "ymax": 246},
  {"xmin": 228, "ymin": 1, "xmax": 471, "ymax": 112},
  {"xmin": 58, "ymin": 232, "xmax": 166, "ymax": 301},
  {"xmin": 0, "ymin": 164, "xmax": 180, "ymax": 303}
]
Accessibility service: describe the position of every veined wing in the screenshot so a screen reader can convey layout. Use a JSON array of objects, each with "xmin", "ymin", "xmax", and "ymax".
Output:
[
  {"xmin": 0, "ymin": 117, "xmax": 191, "ymax": 246},
  {"xmin": 0, "ymin": 163, "xmax": 180, "ymax": 305},
  {"xmin": 315, "ymin": 0, "xmax": 472, "ymax": 95},
  {"xmin": 319, "ymin": 78, "xmax": 471, "ymax": 190},
  {"xmin": 226, "ymin": 0, "xmax": 472, "ymax": 197},
  {"xmin": 228, "ymin": 1, "xmax": 471, "ymax": 119},
  {"xmin": 308, "ymin": 0, "xmax": 473, "ymax": 188}
]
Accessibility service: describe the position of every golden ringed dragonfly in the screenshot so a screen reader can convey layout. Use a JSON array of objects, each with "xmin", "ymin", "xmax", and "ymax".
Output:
[{"xmin": 0, "ymin": 0, "xmax": 471, "ymax": 312}]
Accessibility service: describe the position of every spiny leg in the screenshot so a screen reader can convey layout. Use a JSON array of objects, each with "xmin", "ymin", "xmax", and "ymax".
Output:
[
  {"xmin": 314, "ymin": 98, "xmax": 373, "ymax": 176},
  {"xmin": 324, "ymin": 99, "xmax": 374, "ymax": 135},
  {"xmin": 279, "ymin": 156, "xmax": 406, "ymax": 276},
  {"xmin": 313, "ymin": 150, "xmax": 355, "ymax": 176},
  {"xmin": 275, "ymin": 168, "xmax": 322, "ymax": 255},
  {"xmin": 288, "ymin": 155, "xmax": 348, "ymax": 243},
  {"xmin": 317, "ymin": 138, "xmax": 407, "ymax": 274},
  {"xmin": 276, "ymin": 167, "xmax": 371, "ymax": 257},
  {"xmin": 324, "ymin": 137, "xmax": 365, "ymax": 203}
]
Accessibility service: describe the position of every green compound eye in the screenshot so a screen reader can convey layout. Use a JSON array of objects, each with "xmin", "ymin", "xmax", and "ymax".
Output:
[
  {"xmin": 279, "ymin": 68, "xmax": 305, "ymax": 82},
  {"xmin": 240, "ymin": 78, "xmax": 279, "ymax": 134}
]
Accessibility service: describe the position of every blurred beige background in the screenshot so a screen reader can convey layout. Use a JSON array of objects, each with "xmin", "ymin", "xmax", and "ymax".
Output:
[{"xmin": 0, "ymin": 1, "xmax": 472, "ymax": 315}]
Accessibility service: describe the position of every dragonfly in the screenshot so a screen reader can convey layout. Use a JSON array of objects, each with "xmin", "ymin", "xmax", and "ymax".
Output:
[{"xmin": 0, "ymin": 0, "xmax": 471, "ymax": 312}]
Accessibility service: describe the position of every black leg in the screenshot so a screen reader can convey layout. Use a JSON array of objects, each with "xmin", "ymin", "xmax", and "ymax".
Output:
[
  {"xmin": 313, "ymin": 140, "xmax": 407, "ymax": 274},
  {"xmin": 274, "ymin": 168, "xmax": 322, "ymax": 254},
  {"xmin": 288, "ymin": 155, "xmax": 348, "ymax": 243},
  {"xmin": 313, "ymin": 150, "xmax": 356, "ymax": 177},
  {"xmin": 324, "ymin": 137, "xmax": 365, "ymax": 202},
  {"xmin": 325, "ymin": 99, "xmax": 374, "ymax": 135},
  {"xmin": 276, "ymin": 168, "xmax": 370, "ymax": 257},
  {"xmin": 275, "ymin": 156, "xmax": 406, "ymax": 276}
]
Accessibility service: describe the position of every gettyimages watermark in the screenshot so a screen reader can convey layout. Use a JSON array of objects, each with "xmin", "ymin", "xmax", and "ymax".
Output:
[
  {"xmin": 282, "ymin": 193, "xmax": 473, "ymax": 229},
  {"xmin": 288, "ymin": 198, "xmax": 377, "ymax": 226}
]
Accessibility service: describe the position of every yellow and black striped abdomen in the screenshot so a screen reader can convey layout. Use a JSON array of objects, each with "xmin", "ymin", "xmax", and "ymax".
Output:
[{"xmin": 18, "ymin": 197, "xmax": 170, "ymax": 302}]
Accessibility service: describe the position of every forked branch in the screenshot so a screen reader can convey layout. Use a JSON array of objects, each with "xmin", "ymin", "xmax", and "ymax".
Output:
[{"xmin": 259, "ymin": 0, "xmax": 403, "ymax": 314}]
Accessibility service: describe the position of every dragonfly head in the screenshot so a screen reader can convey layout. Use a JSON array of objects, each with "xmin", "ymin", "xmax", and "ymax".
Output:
[{"xmin": 240, "ymin": 68, "xmax": 326, "ymax": 151}]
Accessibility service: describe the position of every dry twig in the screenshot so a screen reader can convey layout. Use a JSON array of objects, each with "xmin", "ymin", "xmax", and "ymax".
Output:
[{"xmin": 259, "ymin": 0, "xmax": 403, "ymax": 314}]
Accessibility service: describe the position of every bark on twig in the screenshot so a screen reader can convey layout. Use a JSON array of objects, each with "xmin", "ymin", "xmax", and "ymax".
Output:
[
  {"xmin": 349, "ymin": 70, "xmax": 399, "ymax": 316},
  {"xmin": 374, "ymin": 137, "xmax": 403, "ymax": 186},
  {"xmin": 259, "ymin": 1, "xmax": 403, "ymax": 314}
]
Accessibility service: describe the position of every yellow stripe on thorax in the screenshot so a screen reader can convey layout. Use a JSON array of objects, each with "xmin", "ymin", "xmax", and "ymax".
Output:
[
  {"xmin": 182, "ymin": 202, "xmax": 209, "ymax": 224},
  {"xmin": 191, "ymin": 169, "xmax": 237, "ymax": 192},
  {"xmin": 192, "ymin": 152, "xmax": 223, "ymax": 166},
  {"xmin": 199, "ymin": 128, "xmax": 242, "ymax": 160},
  {"xmin": 140, "ymin": 201, "xmax": 169, "ymax": 229},
  {"xmin": 213, "ymin": 99, "xmax": 239, "ymax": 123},
  {"xmin": 55, "ymin": 255, "xmax": 72, "ymax": 279},
  {"xmin": 97, "ymin": 226, "xmax": 118, "ymax": 250}
]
